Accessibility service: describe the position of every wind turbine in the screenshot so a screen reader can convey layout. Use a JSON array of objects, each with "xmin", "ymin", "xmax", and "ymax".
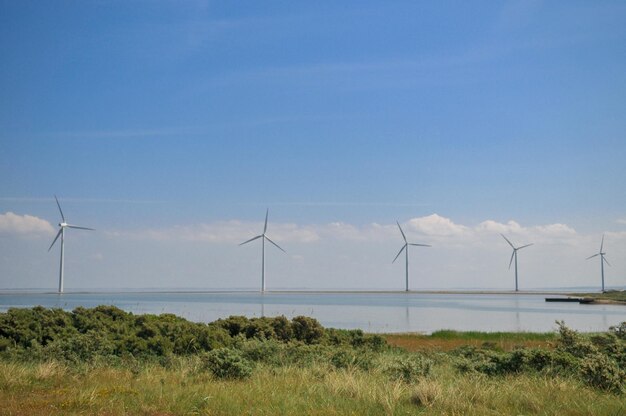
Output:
[
  {"xmin": 586, "ymin": 234, "xmax": 610, "ymax": 293},
  {"xmin": 501, "ymin": 234, "xmax": 533, "ymax": 292},
  {"xmin": 393, "ymin": 221, "xmax": 431, "ymax": 292},
  {"xmin": 240, "ymin": 209, "xmax": 285, "ymax": 292},
  {"xmin": 48, "ymin": 195, "xmax": 94, "ymax": 293}
]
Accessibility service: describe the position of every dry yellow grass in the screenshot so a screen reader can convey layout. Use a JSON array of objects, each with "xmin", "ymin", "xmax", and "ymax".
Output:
[
  {"xmin": 384, "ymin": 333, "xmax": 555, "ymax": 352},
  {"xmin": 1, "ymin": 360, "xmax": 625, "ymax": 415}
]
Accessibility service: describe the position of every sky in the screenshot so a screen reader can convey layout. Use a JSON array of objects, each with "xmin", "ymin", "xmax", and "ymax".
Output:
[{"xmin": 1, "ymin": 0, "xmax": 625, "ymax": 291}]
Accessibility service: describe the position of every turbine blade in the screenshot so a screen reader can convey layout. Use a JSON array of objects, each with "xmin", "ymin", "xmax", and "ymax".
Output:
[
  {"xmin": 240, "ymin": 235, "xmax": 262, "ymax": 246},
  {"xmin": 508, "ymin": 251, "xmax": 515, "ymax": 269},
  {"xmin": 586, "ymin": 253, "xmax": 600, "ymax": 260},
  {"xmin": 54, "ymin": 195, "xmax": 65, "ymax": 222},
  {"xmin": 265, "ymin": 236, "xmax": 286, "ymax": 253},
  {"xmin": 603, "ymin": 256, "xmax": 611, "ymax": 267},
  {"xmin": 600, "ymin": 234, "xmax": 604, "ymax": 252},
  {"xmin": 48, "ymin": 229, "xmax": 62, "ymax": 251},
  {"xmin": 263, "ymin": 209, "xmax": 269, "ymax": 234},
  {"xmin": 67, "ymin": 225, "xmax": 95, "ymax": 231},
  {"xmin": 409, "ymin": 243, "xmax": 431, "ymax": 247},
  {"xmin": 517, "ymin": 243, "xmax": 533, "ymax": 250},
  {"xmin": 392, "ymin": 244, "xmax": 406, "ymax": 263},
  {"xmin": 396, "ymin": 221, "xmax": 407, "ymax": 243},
  {"xmin": 501, "ymin": 234, "xmax": 514, "ymax": 248}
]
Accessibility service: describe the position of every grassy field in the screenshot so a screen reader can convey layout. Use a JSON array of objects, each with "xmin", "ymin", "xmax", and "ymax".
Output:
[
  {"xmin": 1, "ymin": 357, "xmax": 625, "ymax": 416},
  {"xmin": 385, "ymin": 330, "xmax": 557, "ymax": 352},
  {"xmin": 1, "ymin": 307, "xmax": 624, "ymax": 415}
]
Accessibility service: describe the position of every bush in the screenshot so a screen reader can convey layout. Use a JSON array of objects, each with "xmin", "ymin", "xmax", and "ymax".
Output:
[
  {"xmin": 202, "ymin": 348, "xmax": 254, "ymax": 380},
  {"xmin": 556, "ymin": 320, "xmax": 597, "ymax": 358},
  {"xmin": 292, "ymin": 316, "xmax": 324, "ymax": 344},
  {"xmin": 43, "ymin": 330, "xmax": 116, "ymax": 363},
  {"xmin": 330, "ymin": 348, "xmax": 375, "ymax": 371},
  {"xmin": 280, "ymin": 344, "xmax": 332, "ymax": 367},
  {"xmin": 384, "ymin": 354, "xmax": 431, "ymax": 383},
  {"xmin": 579, "ymin": 353, "xmax": 624, "ymax": 393},
  {"xmin": 0, "ymin": 307, "xmax": 78, "ymax": 348},
  {"xmin": 330, "ymin": 349, "xmax": 355, "ymax": 369},
  {"xmin": 239, "ymin": 339, "xmax": 282, "ymax": 365},
  {"xmin": 270, "ymin": 316, "xmax": 293, "ymax": 342},
  {"xmin": 453, "ymin": 345, "xmax": 579, "ymax": 377}
]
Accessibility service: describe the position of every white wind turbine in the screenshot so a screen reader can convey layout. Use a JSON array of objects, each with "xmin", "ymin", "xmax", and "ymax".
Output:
[
  {"xmin": 586, "ymin": 234, "xmax": 610, "ymax": 293},
  {"xmin": 48, "ymin": 195, "xmax": 95, "ymax": 293},
  {"xmin": 393, "ymin": 221, "xmax": 431, "ymax": 292},
  {"xmin": 501, "ymin": 234, "xmax": 533, "ymax": 292},
  {"xmin": 240, "ymin": 209, "xmax": 285, "ymax": 292}
]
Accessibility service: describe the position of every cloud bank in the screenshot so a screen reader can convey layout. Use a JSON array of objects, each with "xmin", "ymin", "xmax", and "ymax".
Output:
[
  {"xmin": 0, "ymin": 212, "xmax": 54, "ymax": 236},
  {"xmin": 106, "ymin": 213, "xmax": 582, "ymax": 246}
]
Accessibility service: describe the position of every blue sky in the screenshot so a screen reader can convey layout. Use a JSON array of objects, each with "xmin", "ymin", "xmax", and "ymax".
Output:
[{"xmin": 1, "ymin": 1, "xmax": 625, "ymax": 290}]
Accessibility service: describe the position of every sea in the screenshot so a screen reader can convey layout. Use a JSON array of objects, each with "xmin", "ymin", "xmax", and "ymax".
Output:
[{"xmin": 1, "ymin": 289, "xmax": 625, "ymax": 333}]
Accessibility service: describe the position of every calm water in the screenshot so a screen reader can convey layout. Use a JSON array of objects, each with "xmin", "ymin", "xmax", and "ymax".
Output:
[{"xmin": 0, "ymin": 291, "xmax": 624, "ymax": 333}]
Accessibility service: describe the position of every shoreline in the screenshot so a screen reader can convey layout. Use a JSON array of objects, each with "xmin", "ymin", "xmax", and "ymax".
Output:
[{"xmin": 0, "ymin": 289, "xmax": 602, "ymax": 296}]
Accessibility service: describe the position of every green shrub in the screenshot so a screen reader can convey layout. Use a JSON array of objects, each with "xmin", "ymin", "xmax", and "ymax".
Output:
[
  {"xmin": 579, "ymin": 353, "xmax": 624, "ymax": 393},
  {"xmin": 384, "ymin": 354, "xmax": 431, "ymax": 383},
  {"xmin": 240, "ymin": 339, "xmax": 282, "ymax": 365},
  {"xmin": 329, "ymin": 348, "xmax": 375, "ymax": 371},
  {"xmin": 556, "ymin": 320, "xmax": 598, "ymax": 358},
  {"xmin": 215, "ymin": 316, "xmax": 251, "ymax": 338},
  {"xmin": 43, "ymin": 330, "xmax": 116, "ymax": 363},
  {"xmin": 0, "ymin": 307, "xmax": 78, "ymax": 348},
  {"xmin": 202, "ymin": 348, "xmax": 254, "ymax": 380},
  {"xmin": 453, "ymin": 346, "xmax": 579, "ymax": 377},
  {"xmin": 330, "ymin": 349, "xmax": 355, "ymax": 369},
  {"xmin": 244, "ymin": 318, "xmax": 278, "ymax": 340},
  {"xmin": 270, "ymin": 316, "xmax": 293, "ymax": 342},
  {"xmin": 292, "ymin": 316, "xmax": 324, "ymax": 344},
  {"xmin": 215, "ymin": 315, "xmax": 294, "ymax": 342},
  {"xmin": 0, "ymin": 337, "xmax": 12, "ymax": 352},
  {"xmin": 281, "ymin": 344, "xmax": 332, "ymax": 367}
]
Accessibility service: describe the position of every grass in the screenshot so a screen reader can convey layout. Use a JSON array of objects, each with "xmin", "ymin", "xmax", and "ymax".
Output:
[
  {"xmin": 1, "ymin": 308, "xmax": 624, "ymax": 415},
  {"xmin": 384, "ymin": 330, "xmax": 557, "ymax": 352},
  {"xmin": 1, "ymin": 358, "xmax": 624, "ymax": 416},
  {"xmin": 570, "ymin": 290, "xmax": 626, "ymax": 303}
]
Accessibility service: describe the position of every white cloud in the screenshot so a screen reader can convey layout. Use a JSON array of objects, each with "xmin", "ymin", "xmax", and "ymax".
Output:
[
  {"xmin": 476, "ymin": 219, "xmax": 523, "ymax": 234},
  {"xmin": 474, "ymin": 220, "xmax": 577, "ymax": 241},
  {"xmin": 0, "ymin": 212, "xmax": 54, "ymax": 236},
  {"xmin": 407, "ymin": 214, "xmax": 468, "ymax": 236},
  {"xmin": 617, "ymin": 218, "xmax": 626, "ymax": 225},
  {"xmin": 106, "ymin": 214, "xmax": 583, "ymax": 247},
  {"xmin": 533, "ymin": 223, "xmax": 576, "ymax": 236}
]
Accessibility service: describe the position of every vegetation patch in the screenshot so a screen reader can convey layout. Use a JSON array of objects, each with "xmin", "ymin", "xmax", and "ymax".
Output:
[
  {"xmin": 0, "ymin": 306, "xmax": 625, "ymax": 415},
  {"xmin": 569, "ymin": 290, "xmax": 626, "ymax": 304}
]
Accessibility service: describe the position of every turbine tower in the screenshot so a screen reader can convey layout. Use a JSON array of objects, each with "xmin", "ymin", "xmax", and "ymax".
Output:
[
  {"xmin": 240, "ymin": 209, "xmax": 285, "ymax": 292},
  {"xmin": 393, "ymin": 221, "xmax": 431, "ymax": 292},
  {"xmin": 501, "ymin": 234, "xmax": 533, "ymax": 292},
  {"xmin": 586, "ymin": 234, "xmax": 610, "ymax": 293},
  {"xmin": 48, "ymin": 195, "xmax": 94, "ymax": 293}
]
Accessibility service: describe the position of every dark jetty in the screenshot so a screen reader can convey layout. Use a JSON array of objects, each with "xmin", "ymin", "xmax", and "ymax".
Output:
[{"xmin": 545, "ymin": 297, "xmax": 595, "ymax": 304}]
